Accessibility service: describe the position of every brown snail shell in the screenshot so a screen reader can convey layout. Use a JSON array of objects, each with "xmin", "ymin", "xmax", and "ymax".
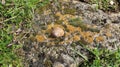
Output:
[{"xmin": 51, "ymin": 27, "xmax": 64, "ymax": 37}]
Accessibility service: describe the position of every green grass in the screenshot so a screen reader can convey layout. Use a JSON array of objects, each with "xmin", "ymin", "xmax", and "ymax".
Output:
[
  {"xmin": 78, "ymin": 42, "xmax": 120, "ymax": 67},
  {"xmin": 91, "ymin": 49, "xmax": 120, "ymax": 67},
  {"xmin": 0, "ymin": 0, "xmax": 50, "ymax": 67}
]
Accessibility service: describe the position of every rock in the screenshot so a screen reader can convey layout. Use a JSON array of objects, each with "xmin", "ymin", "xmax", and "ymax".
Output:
[
  {"xmin": 53, "ymin": 62, "xmax": 65, "ymax": 67},
  {"xmin": 70, "ymin": 63, "xmax": 77, "ymax": 67},
  {"xmin": 51, "ymin": 27, "xmax": 64, "ymax": 37},
  {"xmin": 61, "ymin": 54, "xmax": 74, "ymax": 64},
  {"xmin": 22, "ymin": 1, "xmax": 120, "ymax": 67}
]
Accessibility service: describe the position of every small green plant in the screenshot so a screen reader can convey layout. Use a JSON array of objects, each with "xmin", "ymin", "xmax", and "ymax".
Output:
[
  {"xmin": 71, "ymin": 43, "xmax": 88, "ymax": 61},
  {"xmin": 78, "ymin": 42, "xmax": 120, "ymax": 67},
  {"xmin": 91, "ymin": 0, "xmax": 118, "ymax": 11},
  {"xmin": 88, "ymin": 48, "xmax": 102, "ymax": 67},
  {"xmin": 80, "ymin": 46, "xmax": 120, "ymax": 67}
]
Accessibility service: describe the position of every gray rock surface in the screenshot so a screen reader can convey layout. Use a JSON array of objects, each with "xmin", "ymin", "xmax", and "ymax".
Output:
[{"xmin": 22, "ymin": 1, "xmax": 120, "ymax": 67}]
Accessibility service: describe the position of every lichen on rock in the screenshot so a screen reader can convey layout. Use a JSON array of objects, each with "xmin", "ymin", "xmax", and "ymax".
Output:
[{"xmin": 22, "ymin": 1, "xmax": 120, "ymax": 67}]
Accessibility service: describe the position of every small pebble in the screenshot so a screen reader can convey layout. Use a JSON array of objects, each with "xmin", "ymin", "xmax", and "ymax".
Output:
[{"xmin": 51, "ymin": 27, "xmax": 64, "ymax": 37}]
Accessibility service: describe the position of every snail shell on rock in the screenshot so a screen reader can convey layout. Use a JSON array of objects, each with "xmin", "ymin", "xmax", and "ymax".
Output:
[{"xmin": 51, "ymin": 27, "xmax": 64, "ymax": 37}]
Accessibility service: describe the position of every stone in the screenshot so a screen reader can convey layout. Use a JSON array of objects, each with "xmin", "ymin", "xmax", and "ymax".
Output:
[
  {"xmin": 51, "ymin": 27, "xmax": 64, "ymax": 37},
  {"xmin": 61, "ymin": 54, "xmax": 74, "ymax": 64},
  {"xmin": 53, "ymin": 62, "xmax": 65, "ymax": 67}
]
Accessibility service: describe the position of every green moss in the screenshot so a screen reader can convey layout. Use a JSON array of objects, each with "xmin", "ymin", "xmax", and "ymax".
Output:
[
  {"xmin": 55, "ymin": 20, "xmax": 64, "ymax": 24},
  {"xmin": 69, "ymin": 18, "xmax": 100, "ymax": 32},
  {"xmin": 64, "ymin": 8, "xmax": 76, "ymax": 15},
  {"xmin": 87, "ymin": 28, "xmax": 100, "ymax": 32},
  {"xmin": 69, "ymin": 18, "xmax": 88, "ymax": 31}
]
